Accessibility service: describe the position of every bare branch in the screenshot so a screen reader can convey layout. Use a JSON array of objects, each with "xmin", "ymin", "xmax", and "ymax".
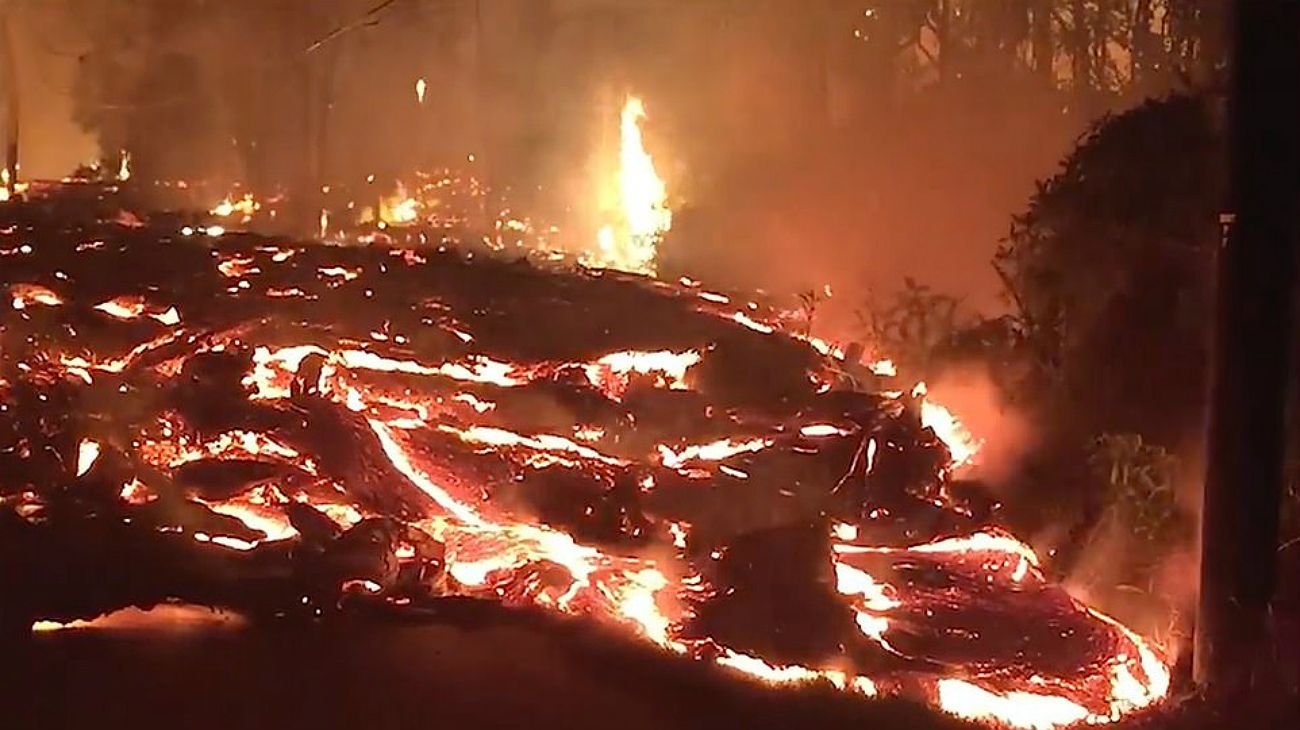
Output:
[{"xmin": 305, "ymin": 0, "xmax": 405, "ymax": 55}]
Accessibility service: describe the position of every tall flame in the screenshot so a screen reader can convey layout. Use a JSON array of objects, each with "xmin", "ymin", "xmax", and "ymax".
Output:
[{"xmin": 590, "ymin": 96, "xmax": 672, "ymax": 275}]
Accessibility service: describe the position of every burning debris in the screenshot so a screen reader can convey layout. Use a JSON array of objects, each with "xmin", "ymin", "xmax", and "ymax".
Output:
[{"xmin": 0, "ymin": 188, "xmax": 1168, "ymax": 729}]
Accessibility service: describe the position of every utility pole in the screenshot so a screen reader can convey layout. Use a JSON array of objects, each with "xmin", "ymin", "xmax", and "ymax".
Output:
[{"xmin": 1194, "ymin": 0, "xmax": 1300, "ymax": 698}]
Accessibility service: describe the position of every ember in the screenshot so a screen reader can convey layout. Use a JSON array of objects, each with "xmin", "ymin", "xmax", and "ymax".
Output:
[{"xmin": 0, "ymin": 189, "xmax": 1168, "ymax": 729}]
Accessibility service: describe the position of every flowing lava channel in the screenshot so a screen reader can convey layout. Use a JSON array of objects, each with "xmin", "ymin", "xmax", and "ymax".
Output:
[{"xmin": 0, "ymin": 193, "xmax": 1169, "ymax": 730}]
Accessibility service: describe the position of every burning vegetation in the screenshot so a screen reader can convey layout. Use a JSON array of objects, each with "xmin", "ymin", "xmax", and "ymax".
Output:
[{"xmin": 0, "ymin": 183, "xmax": 1168, "ymax": 729}]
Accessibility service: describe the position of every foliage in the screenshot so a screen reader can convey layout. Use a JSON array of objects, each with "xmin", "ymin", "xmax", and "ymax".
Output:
[
  {"xmin": 993, "ymin": 94, "xmax": 1222, "ymax": 444},
  {"xmin": 1090, "ymin": 434, "xmax": 1183, "ymax": 542},
  {"xmin": 858, "ymin": 277, "xmax": 969, "ymax": 375},
  {"xmin": 796, "ymin": 289, "xmax": 823, "ymax": 338},
  {"xmin": 846, "ymin": 0, "xmax": 1226, "ymax": 100},
  {"xmin": 1087, "ymin": 433, "xmax": 1189, "ymax": 587}
]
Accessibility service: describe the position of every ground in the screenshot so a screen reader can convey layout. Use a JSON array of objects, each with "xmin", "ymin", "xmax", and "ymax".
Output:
[{"xmin": 4, "ymin": 608, "xmax": 975, "ymax": 730}]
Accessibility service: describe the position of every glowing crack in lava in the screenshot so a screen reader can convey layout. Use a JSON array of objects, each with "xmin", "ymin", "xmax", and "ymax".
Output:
[
  {"xmin": 0, "ymin": 197, "xmax": 1168, "ymax": 729},
  {"xmin": 589, "ymin": 95, "xmax": 672, "ymax": 275}
]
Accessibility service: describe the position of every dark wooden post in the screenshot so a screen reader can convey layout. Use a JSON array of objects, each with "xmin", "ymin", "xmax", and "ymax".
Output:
[{"xmin": 1194, "ymin": 0, "xmax": 1300, "ymax": 698}]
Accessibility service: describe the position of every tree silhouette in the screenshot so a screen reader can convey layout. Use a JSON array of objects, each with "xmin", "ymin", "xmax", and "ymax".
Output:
[{"xmin": 994, "ymin": 94, "xmax": 1222, "ymax": 445}]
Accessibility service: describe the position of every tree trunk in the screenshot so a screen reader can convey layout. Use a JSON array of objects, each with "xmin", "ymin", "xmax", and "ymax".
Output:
[
  {"xmin": 1070, "ymin": 0, "xmax": 1091, "ymax": 101},
  {"xmin": 1130, "ymin": 0, "xmax": 1152, "ymax": 90},
  {"xmin": 935, "ymin": 0, "xmax": 951, "ymax": 85},
  {"xmin": 1194, "ymin": 0, "xmax": 1300, "ymax": 699},
  {"xmin": 1, "ymin": 6, "xmax": 19, "ymax": 194},
  {"xmin": 1031, "ymin": 0, "xmax": 1054, "ymax": 85},
  {"xmin": 1092, "ymin": 0, "xmax": 1109, "ymax": 92}
]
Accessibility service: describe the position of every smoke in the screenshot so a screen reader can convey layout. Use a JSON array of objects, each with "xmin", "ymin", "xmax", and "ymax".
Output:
[
  {"xmin": 7, "ymin": 0, "xmax": 1183, "ymax": 313},
  {"xmin": 1063, "ymin": 528, "xmax": 1199, "ymax": 666},
  {"xmin": 924, "ymin": 366, "xmax": 1035, "ymax": 488},
  {"xmin": 1059, "ymin": 450, "xmax": 1204, "ymax": 665}
]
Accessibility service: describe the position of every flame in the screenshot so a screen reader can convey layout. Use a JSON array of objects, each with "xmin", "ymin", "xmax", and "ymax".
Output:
[
  {"xmin": 118, "ymin": 151, "xmax": 132, "ymax": 181},
  {"xmin": 211, "ymin": 194, "xmax": 261, "ymax": 222},
  {"xmin": 588, "ymin": 96, "xmax": 672, "ymax": 275},
  {"xmin": 415, "ymin": 78, "xmax": 427, "ymax": 104},
  {"xmin": 914, "ymin": 382, "xmax": 982, "ymax": 468},
  {"xmin": 379, "ymin": 182, "xmax": 420, "ymax": 226}
]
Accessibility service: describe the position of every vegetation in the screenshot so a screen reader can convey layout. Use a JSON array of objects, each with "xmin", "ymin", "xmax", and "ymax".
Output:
[
  {"xmin": 1088, "ymin": 432, "xmax": 1187, "ymax": 585},
  {"xmin": 994, "ymin": 94, "xmax": 1222, "ymax": 445},
  {"xmin": 858, "ymin": 278, "xmax": 968, "ymax": 377}
]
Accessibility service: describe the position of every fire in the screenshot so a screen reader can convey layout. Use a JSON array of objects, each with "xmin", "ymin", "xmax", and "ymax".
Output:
[
  {"xmin": 378, "ymin": 182, "xmax": 421, "ymax": 226},
  {"xmin": 117, "ymin": 151, "xmax": 132, "ymax": 181},
  {"xmin": 415, "ymin": 78, "xmax": 428, "ymax": 105},
  {"xmin": 589, "ymin": 96, "xmax": 672, "ymax": 275},
  {"xmin": 915, "ymin": 382, "xmax": 982, "ymax": 468},
  {"xmin": 211, "ymin": 193, "xmax": 261, "ymax": 222}
]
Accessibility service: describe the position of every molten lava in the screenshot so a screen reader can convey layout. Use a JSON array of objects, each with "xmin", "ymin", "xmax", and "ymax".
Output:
[{"xmin": 0, "ymin": 190, "xmax": 1169, "ymax": 729}]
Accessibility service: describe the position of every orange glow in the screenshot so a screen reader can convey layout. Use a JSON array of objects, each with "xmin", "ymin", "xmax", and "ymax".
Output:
[
  {"xmin": 94, "ymin": 296, "xmax": 146, "ymax": 320},
  {"xmin": 75, "ymin": 439, "xmax": 101, "ymax": 477},
  {"xmin": 869, "ymin": 359, "xmax": 898, "ymax": 377},
  {"xmin": 657, "ymin": 437, "xmax": 772, "ymax": 470},
  {"xmin": 119, "ymin": 479, "xmax": 156, "ymax": 505},
  {"xmin": 800, "ymin": 423, "xmax": 853, "ymax": 437},
  {"xmin": 715, "ymin": 649, "xmax": 877, "ymax": 696},
  {"xmin": 915, "ymin": 382, "xmax": 982, "ymax": 468},
  {"xmin": 10, "ymin": 283, "xmax": 64, "ymax": 309},
  {"xmin": 379, "ymin": 182, "xmax": 421, "ymax": 226},
  {"xmin": 211, "ymin": 193, "xmax": 261, "ymax": 222},
  {"xmin": 32, "ymin": 605, "xmax": 245, "ymax": 634},
  {"xmin": 583, "ymin": 349, "xmax": 700, "ymax": 400},
  {"xmin": 442, "ymin": 424, "xmax": 628, "ymax": 467},
  {"xmin": 937, "ymin": 679, "xmax": 1090, "ymax": 730},
  {"xmin": 728, "ymin": 311, "xmax": 775, "ymax": 335}
]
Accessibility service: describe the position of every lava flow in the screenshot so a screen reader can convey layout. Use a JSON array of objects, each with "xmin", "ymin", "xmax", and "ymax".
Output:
[{"xmin": 0, "ymin": 188, "xmax": 1168, "ymax": 730}]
